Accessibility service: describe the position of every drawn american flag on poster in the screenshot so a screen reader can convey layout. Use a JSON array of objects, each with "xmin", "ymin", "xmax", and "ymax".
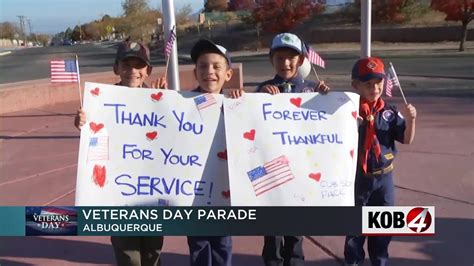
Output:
[
  {"xmin": 247, "ymin": 155, "xmax": 294, "ymax": 196},
  {"xmin": 87, "ymin": 136, "xmax": 109, "ymax": 161},
  {"xmin": 194, "ymin": 94, "xmax": 217, "ymax": 110}
]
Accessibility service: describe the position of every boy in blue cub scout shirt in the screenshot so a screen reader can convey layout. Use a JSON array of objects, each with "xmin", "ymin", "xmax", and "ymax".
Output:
[
  {"xmin": 187, "ymin": 39, "xmax": 244, "ymax": 266},
  {"xmin": 258, "ymin": 32, "xmax": 329, "ymax": 266},
  {"xmin": 344, "ymin": 57, "xmax": 416, "ymax": 266}
]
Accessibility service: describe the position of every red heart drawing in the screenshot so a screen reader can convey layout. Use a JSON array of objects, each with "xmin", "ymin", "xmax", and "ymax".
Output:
[
  {"xmin": 290, "ymin": 97, "xmax": 302, "ymax": 108},
  {"xmin": 151, "ymin": 92, "xmax": 163, "ymax": 101},
  {"xmin": 93, "ymin": 165, "xmax": 106, "ymax": 188},
  {"xmin": 350, "ymin": 149, "xmax": 354, "ymax": 158},
  {"xmin": 217, "ymin": 150, "xmax": 227, "ymax": 160},
  {"xmin": 90, "ymin": 87, "xmax": 100, "ymax": 96},
  {"xmin": 352, "ymin": 111, "xmax": 357, "ymax": 119},
  {"xmin": 89, "ymin": 122, "xmax": 104, "ymax": 134},
  {"xmin": 221, "ymin": 190, "xmax": 230, "ymax": 199},
  {"xmin": 146, "ymin": 131, "xmax": 158, "ymax": 140},
  {"xmin": 309, "ymin": 173, "xmax": 322, "ymax": 182},
  {"xmin": 243, "ymin": 129, "xmax": 256, "ymax": 141}
]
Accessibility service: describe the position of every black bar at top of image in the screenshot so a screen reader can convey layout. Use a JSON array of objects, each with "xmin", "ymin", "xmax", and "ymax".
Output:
[{"xmin": 78, "ymin": 206, "xmax": 362, "ymax": 236}]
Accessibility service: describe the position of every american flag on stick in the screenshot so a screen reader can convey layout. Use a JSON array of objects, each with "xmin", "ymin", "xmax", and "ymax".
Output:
[
  {"xmin": 164, "ymin": 26, "xmax": 176, "ymax": 58},
  {"xmin": 50, "ymin": 59, "xmax": 79, "ymax": 83},
  {"xmin": 385, "ymin": 64, "xmax": 400, "ymax": 97},
  {"xmin": 385, "ymin": 62, "xmax": 407, "ymax": 104},
  {"xmin": 304, "ymin": 43, "xmax": 325, "ymax": 69},
  {"xmin": 247, "ymin": 155, "xmax": 294, "ymax": 196}
]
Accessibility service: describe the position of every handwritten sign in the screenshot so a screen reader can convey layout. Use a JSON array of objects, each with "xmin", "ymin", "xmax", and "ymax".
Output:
[
  {"xmin": 75, "ymin": 82, "xmax": 229, "ymax": 206},
  {"xmin": 223, "ymin": 92, "xmax": 360, "ymax": 206}
]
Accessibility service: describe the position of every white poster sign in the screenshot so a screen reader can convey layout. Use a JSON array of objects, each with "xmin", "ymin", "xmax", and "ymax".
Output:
[
  {"xmin": 75, "ymin": 82, "xmax": 229, "ymax": 206},
  {"xmin": 223, "ymin": 92, "xmax": 360, "ymax": 206}
]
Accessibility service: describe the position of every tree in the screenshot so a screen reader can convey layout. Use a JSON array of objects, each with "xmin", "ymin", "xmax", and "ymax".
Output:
[
  {"xmin": 252, "ymin": 0, "xmax": 324, "ymax": 33},
  {"xmin": 431, "ymin": 0, "xmax": 473, "ymax": 51},
  {"xmin": 176, "ymin": 4, "xmax": 193, "ymax": 26},
  {"xmin": 35, "ymin": 34, "xmax": 50, "ymax": 46},
  {"xmin": 205, "ymin": 0, "xmax": 228, "ymax": 12},
  {"xmin": 229, "ymin": 0, "xmax": 256, "ymax": 11},
  {"xmin": 64, "ymin": 27, "xmax": 73, "ymax": 40},
  {"xmin": 71, "ymin": 25, "xmax": 82, "ymax": 42},
  {"xmin": 122, "ymin": 0, "xmax": 150, "ymax": 17},
  {"xmin": 0, "ymin": 22, "xmax": 20, "ymax": 39}
]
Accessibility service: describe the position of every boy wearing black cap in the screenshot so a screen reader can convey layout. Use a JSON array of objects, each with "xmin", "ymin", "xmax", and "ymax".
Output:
[
  {"xmin": 258, "ymin": 32, "xmax": 329, "ymax": 266},
  {"xmin": 186, "ymin": 39, "xmax": 242, "ymax": 266},
  {"xmin": 74, "ymin": 41, "xmax": 166, "ymax": 266},
  {"xmin": 344, "ymin": 57, "xmax": 416, "ymax": 266}
]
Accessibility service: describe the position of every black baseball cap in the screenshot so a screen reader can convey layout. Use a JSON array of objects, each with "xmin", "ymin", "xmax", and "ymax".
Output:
[
  {"xmin": 116, "ymin": 41, "xmax": 152, "ymax": 67},
  {"xmin": 190, "ymin": 39, "xmax": 232, "ymax": 66}
]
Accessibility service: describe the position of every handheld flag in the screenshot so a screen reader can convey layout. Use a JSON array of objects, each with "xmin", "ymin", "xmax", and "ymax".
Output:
[
  {"xmin": 304, "ymin": 43, "xmax": 325, "ymax": 69},
  {"xmin": 50, "ymin": 59, "xmax": 79, "ymax": 83},
  {"xmin": 51, "ymin": 56, "xmax": 83, "ymax": 106},
  {"xmin": 386, "ymin": 62, "xmax": 407, "ymax": 104},
  {"xmin": 164, "ymin": 26, "xmax": 176, "ymax": 59},
  {"xmin": 164, "ymin": 26, "xmax": 177, "ymax": 81}
]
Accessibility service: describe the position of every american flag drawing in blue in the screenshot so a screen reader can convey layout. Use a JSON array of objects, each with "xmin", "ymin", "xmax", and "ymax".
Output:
[
  {"xmin": 194, "ymin": 94, "xmax": 217, "ymax": 110},
  {"xmin": 87, "ymin": 136, "xmax": 109, "ymax": 161},
  {"xmin": 50, "ymin": 59, "xmax": 79, "ymax": 83},
  {"xmin": 247, "ymin": 155, "xmax": 295, "ymax": 196}
]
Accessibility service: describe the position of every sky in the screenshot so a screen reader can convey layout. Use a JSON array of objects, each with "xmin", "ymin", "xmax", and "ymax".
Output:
[{"xmin": 0, "ymin": 0, "xmax": 204, "ymax": 34}]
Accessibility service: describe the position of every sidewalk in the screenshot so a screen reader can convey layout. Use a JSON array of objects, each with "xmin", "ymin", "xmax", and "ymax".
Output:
[{"xmin": 0, "ymin": 94, "xmax": 473, "ymax": 265}]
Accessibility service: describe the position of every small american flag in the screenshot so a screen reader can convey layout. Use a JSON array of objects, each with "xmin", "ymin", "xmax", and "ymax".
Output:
[
  {"xmin": 247, "ymin": 155, "xmax": 294, "ymax": 196},
  {"xmin": 194, "ymin": 94, "xmax": 217, "ymax": 110},
  {"xmin": 164, "ymin": 26, "xmax": 176, "ymax": 58},
  {"xmin": 304, "ymin": 43, "xmax": 325, "ymax": 69},
  {"xmin": 385, "ymin": 63, "xmax": 401, "ymax": 97},
  {"xmin": 50, "ymin": 59, "xmax": 79, "ymax": 83},
  {"xmin": 87, "ymin": 136, "xmax": 109, "ymax": 161}
]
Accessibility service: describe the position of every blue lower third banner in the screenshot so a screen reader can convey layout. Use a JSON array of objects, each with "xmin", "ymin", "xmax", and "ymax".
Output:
[{"xmin": 0, "ymin": 206, "xmax": 362, "ymax": 236}]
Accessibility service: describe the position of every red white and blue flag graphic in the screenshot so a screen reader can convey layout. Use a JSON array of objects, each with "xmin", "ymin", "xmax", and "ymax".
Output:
[
  {"xmin": 304, "ymin": 43, "xmax": 325, "ymax": 69},
  {"xmin": 385, "ymin": 63, "xmax": 401, "ymax": 97},
  {"xmin": 194, "ymin": 94, "xmax": 217, "ymax": 110},
  {"xmin": 50, "ymin": 59, "xmax": 79, "ymax": 83},
  {"xmin": 87, "ymin": 136, "xmax": 109, "ymax": 161},
  {"xmin": 247, "ymin": 155, "xmax": 294, "ymax": 196},
  {"xmin": 164, "ymin": 27, "xmax": 176, "ymax": 58}
]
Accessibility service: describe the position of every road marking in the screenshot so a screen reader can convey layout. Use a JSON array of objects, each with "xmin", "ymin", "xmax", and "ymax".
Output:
[
  {"xmin": 43, "ymin": 188, "xmax": 76, "ymax": 206},
  {"xmin": 0, "ymin": 164, "xmax": 77, "ymax": 187},
  {"xmin": 0, "ymin": 51, "xmax": 12, "ymax": 56}
]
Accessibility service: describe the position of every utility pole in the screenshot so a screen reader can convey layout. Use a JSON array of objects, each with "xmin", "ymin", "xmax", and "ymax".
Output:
[
  {"xmin": 17, "ymin": 15, "xmax": 26, "ymax": 47},
  {"xmin": 27, "ymin": 19, "xmax": 35, "ymax": 43}
]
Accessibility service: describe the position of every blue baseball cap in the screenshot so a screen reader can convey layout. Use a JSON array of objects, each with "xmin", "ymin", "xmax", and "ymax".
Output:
[{"xmin": 270, "ymin": 33, "xmax": 304, "ymax": 55}]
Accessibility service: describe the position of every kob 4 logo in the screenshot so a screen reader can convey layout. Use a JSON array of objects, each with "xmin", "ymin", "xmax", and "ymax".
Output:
[{"xmin": 362, "ymin": 206, "xmax": 435, "ymax": 235}]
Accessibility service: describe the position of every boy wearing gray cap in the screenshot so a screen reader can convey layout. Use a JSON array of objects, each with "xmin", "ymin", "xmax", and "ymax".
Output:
[{"xmin": 258, "ymin": 32, "xmax": 329, "ymax": 266}]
